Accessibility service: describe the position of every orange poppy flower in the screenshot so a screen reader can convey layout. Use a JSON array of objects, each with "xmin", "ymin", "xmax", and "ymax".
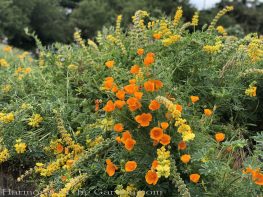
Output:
[
  {"xmin": 124, "ymin": 138, "xmax": 136, "ymax": 151},
  {"xmin": 125, "ymin": 161, "xmax": 137, "ymax": 172},
  {"xmin": 137, "ymin": 48, "xmax": 144, "ymax": 56},
  {"xmin": 149, "ymin": 100, "xmax": 160, "ymax": 111},
  {"xmin": 130, "ymin": 65, "xmax": 140, "ymax": 74},
  {"xmin": 178, "ymin": 141, "xmax": 187, "ymax": 150},
  {"xmin": 135, "ymin": 113, "xmax": 152, "ymax": 127},
  {"xmin": 106, "ymin": 159, "xmax": 118, "ymax": 176},
  {"xmin": 204, "ymin": 109, "xmax": 213, "ymax": 116},
  {"xmin": 190, "ymin": 173, "xmax": 200, "ymax": 183},
  {"xmin": 144, "ymin": 80, "xmax": 155, "ymax": 92},
  {"xmin": 161, "ymin": 122, "xmax": 169, "ymax": 129},
  {"xmin": 143, "ymin": 53, "xmax": 155, "ymax": 66},
  {"xmin": 190, "ymin": 96, "xmax": 199, "ymax": 103},
  {"xmin": 104, "ymin": 77, "xmax": 114, "ymax": 90},
  {"xmin": 114, "ymin": 123, "xmax": 124, "ymax": 133},
  {"xmin": 215, "ymin": 132, "xmax": 225, "ymax": 142},
  {"xmin": 61, "ymin": 175, "xmax": 67, "ymax": 182},
  {"xmin": 103, "ymin": 100, "xmax": 115, "ymax": 112},
  {"xmin": 134, "ymin": 92, "xmax": 143, "ymax": 100},
  {"xmin": 153, "ymin": 33, "xmax": 161, "ymax": 40},
  {"xmin": 126, "ymin": 97, "xmax": 142, "ymax": 111},
  {"xmin": 111, "ymin": 85, "xmax": 118, "ymax": 92},
  {"xmin": 145, "ymin": 170, "xmax": 159, "ymax": 185},
  {"xmin": 254, "ymin": 172, "xmax": 263, "ymax": 185},
  {"xmin": 124, "ymin": 84, "xmax": 138, "ymax": 94},
  {"xmin": 56, "ymin": 143, "xmax": 64, "ymax": 153},
  {"xmin": 151, "ymin": 160, "xmax": 158, "ymax": 170},
  {"xmin": 105, "ymin": 60, "xmax": 115, "ymax": 68},
  {"xmin": 160, "ymin": 134, "xmax": 171, "ymax": 145},
  {"xmin": 114, "ymin": 100, "xmax": 126, "ymax": 109},
  {"xmin": 150, "ymin": 127, "xmax": 163, "ymax": 141},
  {"xmin": 181, "ymin": 154, "xmax": 191, "ymax": 164},
  {"xmin": 154, "ymin": 80, "xmax": 163, "ymax": 90},
  {"xmin": 116, "ymin": 90, "xmax": 126, "ymax": 100},
  {"xmin": 121, "ymin": 131, "xmax": 132, "ymax": 143},
  {"xmin": 116, "ymin": 136, "xmax": 122, "ymax": 143},
  {"xmin": 175, "ymin": 104, "xmax": 183, "ymax": 112}
]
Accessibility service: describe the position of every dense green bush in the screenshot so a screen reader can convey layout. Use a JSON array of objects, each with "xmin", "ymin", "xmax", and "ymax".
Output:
[{"xmin": 0, "ymin": 6, "xmax": 262, "ymax": 197}]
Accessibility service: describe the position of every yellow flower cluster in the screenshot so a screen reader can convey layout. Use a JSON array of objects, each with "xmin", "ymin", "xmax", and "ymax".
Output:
[
  {"xmin": 15, "ymin": 66, "xmax": 32, "ymax": 80},
  {"xmin": 159, "ymin": 20, "xmax": 172, "ymax": 37},
  {"xmin": 216, "ymin": 26, "xmax": 227, "ymax": 36},
  {"xmin": 87, "ymin": 135, "xmax": 104, "ymax": 148},
  {"xmin": 247, "ymin": 38, "xmax": 263, "ymax": 63},
  {"xmin": 116, "ymin": 15, "xmax": 123, "ymax": 37},
  {"xmin": 0, "ymin": 148, "xmax": 10, "ymax": 163},
  {"xmin": 35, "ymin": 154, "xmax": 71, "ymax": 176},
  {"xmin": 2, "ymin": 84, "xmax": 12, "ymax": 93},
  {"xmin": 156, "ymin": 96, "xmax": 195, "ymax": 141},
  {"xmin": 14, "ymin": 139, "xmax": 27, "ymax": 154},
  {"xmin": 17, "ymin": 52, "xmax": 29, "ymax": 60},
  {"xmin": 203, "ymin": 38, "xmax": 223, "ymax": 54},
  {"xmin": 74, "ymin": 30, "xmax": 86, "ymax": 49},
  {"xmin": 28, "ymin": 114, "xmax": 43, "ymax": 128},
  {"xmin": 107, "ymin": 33, "xmax": 127, "ymax": 55},
  {"xmin": 245, "ymin": 85, "xmax": 257, "ymax": 97},
  {"xmin": 173, "ymin": 6, "xmax": 183, "ymax": 27},
  {"xmin": 162, "ymin": 35, "xmax": 181, "ymax": 46},
  {"xmin": 0, "ymin": 58, "xmax": 9, "ymax": 68},
  {"xmin": 0, "ymin": 112, "xmax": 15, "ymax": 123},
  {"xmin": 191, "ymin": 12, "xmax": 199, "ymax": 26},
  {"xmin": 208, "ymin": 6, "xmax": 234, "ymax": 31},
  {"xmin": 156, "ymin": 146, "xmax": 170, "ymax": 178},
  {"xmin": 3, "ymin": 45, "xmax": 12, "ymax": 52}
]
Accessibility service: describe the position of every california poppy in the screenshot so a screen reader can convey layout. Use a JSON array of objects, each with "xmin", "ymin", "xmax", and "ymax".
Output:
[
  {"xmin": 125, "ymin": 161, "xmax": 137, "ymax": 172},
  {"xmin": 135, "ymin": 113, "xmax": 152, "ymax": 127},
  {"xmin": 121, "ymin": 131, "xmax": 132, "ymax": 143},
  {"xmin": 134, "ymin": 92, "xmax": 143, "ymax": 100},
  {"xmin": 161, "ymin": 122, "xmax": 169, "ymax": 130},
  {"xmin": 160, "ymin": 134, "xmax": 171, "ymax": 145},
  {"xmin": 190, "ymin": 173, "xmax": 200, "ymax": 183},
  {"xmin": 204, "ymin": 109, "xmax": 213, "ymax": 116},
  {"xmin": 178, "ymin": 141, "xmax": 187, "ymax": 150},
  {"xmin": 114, "ymin": 100, "xmax": 126, "ymax": 109},
  {"xmin": 145, "ymin": 170, "xmax": 158, "ymax": 185},
  {"xmin": 124, "ymin": 138, "xmax": 136, "ymax": 151},
  {"xmin": 149, "ymin": 100, "xmax": 160, "ymax": 111},
  {"xmin": 143, "ymin": 53, "xmax": 155, "ymax": 66},
  {"xmin": 103, "ymin": 100, "xmax": 115, "ymax": 112},
  {"xmin": 56, "ymin": 143, "xmax": 64, "ymax": 154},
  {"xmin": 124, "ymin": 84, "xmax": 138, "ymax": 94},
  {"xmin": 144, "ymin": 80, "xmax": 155, "ymax": 92},
  {"xmin": 106, "ymin": 159, "xmax": 118, "ymax": 176},
  {"xmin": 181, "ymin": 154, "xmax": 191, "ymax": 164},
  {"xmin": 137, "ymin": 48, "xmax": 144, "ymax": 56},
  {"xmin": 153, "ymin": 33, "xmax": 161, "ymax": 40},
  {"xmin": 190, "ymin": 96, "xmax": 199, "ymax": 103},
  {"xmin": 105, "ymin": 60, "xmax": 115, "ymax": 68},
  {"xmin": 116, "ymin": 90, "xmax": 126, "ymax": 100},
  {"xmin": 126, "ymin": 97, "xmax": 142, "ymax": 111},
  {"xmin": 130, "ymin": 65, "xmax": 140, "ymax": 74},
  {"xmin": 114, "ymin": 123, "xmax": 124, "ymax": 133},
  {"xmin": 150, "ymin": 127, "xmax": 163, "ymax": 141},
  {"xmin": 215, "ymin": 132, "xmax": 225, "ymax": 142},
  {"xmin": 151, "ymin": 160, "xmax": 158, "ymax": 170}
]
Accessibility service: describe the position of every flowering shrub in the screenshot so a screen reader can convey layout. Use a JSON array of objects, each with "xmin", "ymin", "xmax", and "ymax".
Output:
[{"xmin": 0, "ymin": 5, "xmax": 263, "ymax": 197}]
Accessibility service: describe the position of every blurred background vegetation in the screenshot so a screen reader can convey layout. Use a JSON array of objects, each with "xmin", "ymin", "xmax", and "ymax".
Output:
[{"xmin": 0, "ymin": 0, "xmax": 262, "ymax": 50}]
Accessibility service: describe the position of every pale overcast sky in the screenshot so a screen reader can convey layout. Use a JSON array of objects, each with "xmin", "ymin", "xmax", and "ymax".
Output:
[
  {"xmin": 190, "ymin": 0, "xmax": 263, "ymax": 10},
  {"xmin": 190, "ymin": 0, "xmax": 221, "ymax": 10}
]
